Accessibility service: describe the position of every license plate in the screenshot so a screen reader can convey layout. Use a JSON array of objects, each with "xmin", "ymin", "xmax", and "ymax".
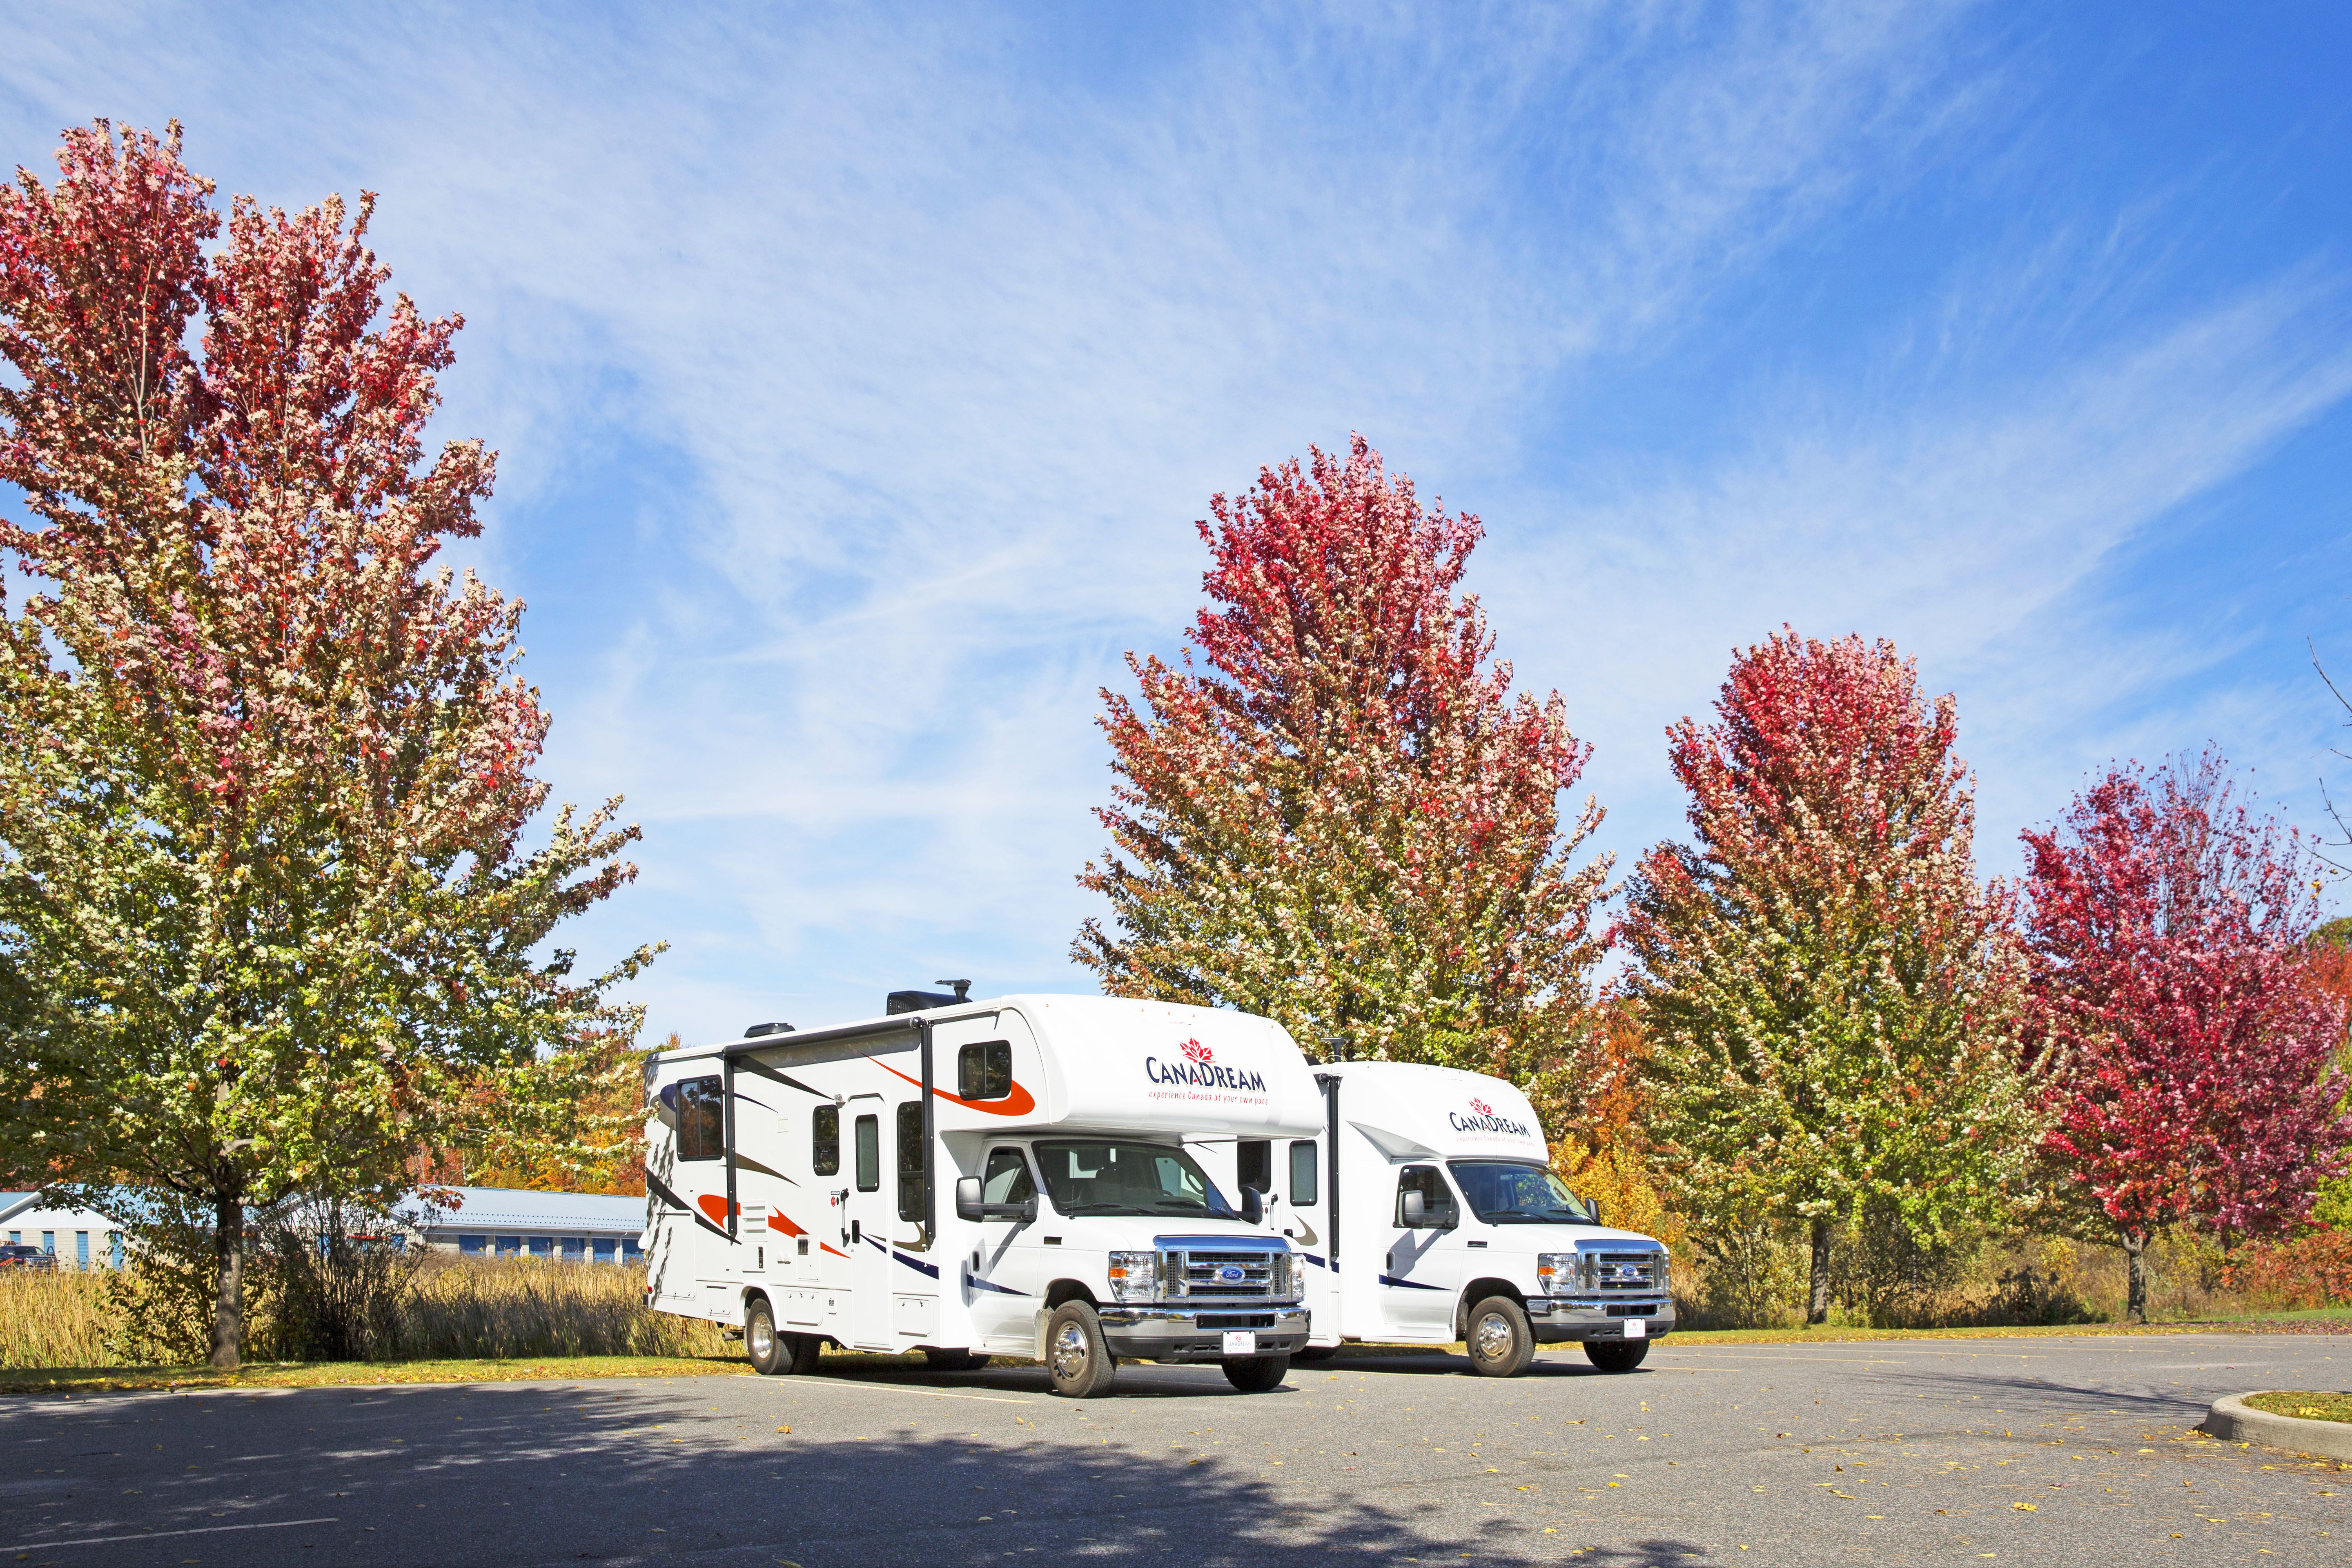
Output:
[
  {"xmin": 1624, "ymin": 1318, "xmax": 1646, "ymax": 1339},
  {"xmin": 1222, "ymin": 1330, "xmax": 1258, "ymax": 1355}
]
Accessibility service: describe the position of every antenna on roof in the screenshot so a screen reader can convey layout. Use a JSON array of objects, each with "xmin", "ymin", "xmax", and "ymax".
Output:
[{"xmin": 938, "ymin": 979, "xmax": 971, "ymax": 1002}]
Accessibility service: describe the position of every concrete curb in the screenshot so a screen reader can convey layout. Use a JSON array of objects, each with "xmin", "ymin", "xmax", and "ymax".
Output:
[{"xmin": 2201, "ymin": 1392, "xmax": 2352, "ymax": 1461}]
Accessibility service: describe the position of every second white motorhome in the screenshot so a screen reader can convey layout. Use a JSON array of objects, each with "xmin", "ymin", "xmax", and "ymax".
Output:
[
  {"xmin": 1196, "ymin": 1060, "xmax": 1673, "ymax": 1375},
  {"xmin": 641, "ymin": 991, "xmax": 1322, "ymax": 1396}
]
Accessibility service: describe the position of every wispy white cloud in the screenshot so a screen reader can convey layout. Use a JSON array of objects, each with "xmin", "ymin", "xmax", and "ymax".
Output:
[{"xmin": 4, "ymin": 2, "xmax": 2345, "ymax": 1040}]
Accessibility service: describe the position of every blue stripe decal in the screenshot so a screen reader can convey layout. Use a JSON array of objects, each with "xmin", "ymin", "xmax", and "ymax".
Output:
[
  {"xmin": 1301, "ymin": 1253, "xmax": 1327, "ymax": 1269},
  {"xmin": 964, "ymin": 1270, "xmax": 1029, "ymax": 1297},
  {"xmin": 862, "ymin": 1232, "xmax": 942, "ymax": 1279},
  {"xmin": 1378, "ymin": 1272, "xmax": 1445, "ymax": 1291}
]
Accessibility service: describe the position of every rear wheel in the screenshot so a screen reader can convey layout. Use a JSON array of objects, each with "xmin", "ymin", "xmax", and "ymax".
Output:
[
  {"xmin": 923, "ymin": 1348, "xmax": 989, "ymax": 1372},
  {"xmin": 784, "ymin": 1332, "xmax": 822, "ymax": 1374},
  {"xmin": 1222, "ymin": 1354, "xmax": 1290, "ymax": 1392},
  {"xmin": 745, "ymin": 1299, "xmax": 786, "ymax": 1375},
  {"xmin": 1465, "ymin": 1295, "xmax": 1536, "ymax": 1378},
  {"xmin": 1584, "ymin": 1339, "xmax": 1649, "ymax": 1373},
  {"xmin": 1045, "ymin": 1301, "xmax": 1118, "ymax": 1398}
]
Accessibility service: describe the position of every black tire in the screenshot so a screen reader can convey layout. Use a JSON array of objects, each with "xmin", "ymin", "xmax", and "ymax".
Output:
[
  {"xmin": 923, "ymin": 1348, "xmax": 989, "ymax": 1372},
  {"xmin": 1465, "ymin": 1295, "xmax": 1536, "ymax": 1378},
  {"xmin": 745, "ymin": 1298, "xmax": 786, "ymax": 1375},
  {"xmin": 1045, "ymin": 1301, "xmax": 1118, "ymax": 1398},
  {"xmin": 1222, "ymin": 1354, "xmax": 1290, "ymax": 1392},
  {"xmin": 1292, "ymin": 1345, "xmax": 1338, "ymax": 1364},
  {"xmin": 784, "ymin": 1332, "xmax": 822, "ymax": 1375},
  {"xmin": 1584, "ymin": 1339, "xmax": 1649, "ymax": 1373}
]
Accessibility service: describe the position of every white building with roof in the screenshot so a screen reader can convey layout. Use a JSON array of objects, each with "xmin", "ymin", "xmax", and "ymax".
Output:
[
  {"xmin": 1, "ymin": 1186, "xmax": 644, "ymax": 1266},
  {"xmin": 0, "ymin": 1193, "xmax": 123, "ymax": 1268},
  {"xmin": 401, "ymin": 1187, "xmax": 646, "ymax": 1263}
]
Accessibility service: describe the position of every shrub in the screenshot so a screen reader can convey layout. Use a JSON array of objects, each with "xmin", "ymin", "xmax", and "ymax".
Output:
[{"xmin": 2223, "ymin": 1227, "xmax": 2352, "ymax": 1310}]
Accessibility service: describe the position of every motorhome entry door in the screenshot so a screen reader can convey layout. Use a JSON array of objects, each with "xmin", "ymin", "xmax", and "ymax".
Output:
[{"xmin": 846, "ymin": 1108, "xmax": 896, "ymax": 1349}]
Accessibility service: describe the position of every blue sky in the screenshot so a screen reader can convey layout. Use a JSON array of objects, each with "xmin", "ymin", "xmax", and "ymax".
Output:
[{"xmin": 7, "ymin": 3, "xmax": 2351, "ymax": 1043}]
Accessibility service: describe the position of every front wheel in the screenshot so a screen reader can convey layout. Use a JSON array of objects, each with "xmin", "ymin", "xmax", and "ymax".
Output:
[
  {"xmin": 1045, "ymin": 1301, "xmax": 1118, "ymax": 1398},
  {"xmin": 1584, "ymin": 1339, "xmax": 1649, "ymax": 1373},
  {"xmin": 1222, "ymin": 1354, "xmax": 1289, "ymax": 1392},
  {"xmin": 1465, "ymin": 1295, "xmax": 1535, "ymax": 1378}
]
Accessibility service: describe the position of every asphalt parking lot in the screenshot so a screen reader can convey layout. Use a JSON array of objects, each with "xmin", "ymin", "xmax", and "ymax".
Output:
[{"xmin": 2, "ymin": 1332, "xmax": 2347, "ymax": 1567}]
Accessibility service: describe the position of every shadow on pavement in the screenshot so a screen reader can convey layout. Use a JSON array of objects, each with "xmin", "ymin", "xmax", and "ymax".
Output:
[{"xmin": 0, "ymin": 1375, "xmax": 1733, "ymax": 1568}]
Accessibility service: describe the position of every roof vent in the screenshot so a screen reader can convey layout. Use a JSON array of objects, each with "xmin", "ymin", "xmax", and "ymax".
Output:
[
  {"xmin": 742, "ymin": 1022, "xmax": 795, "ymax": 1038},
  {"xmin": 886, "ymin": 978, "xmax": 971, "ymax": 1015}
]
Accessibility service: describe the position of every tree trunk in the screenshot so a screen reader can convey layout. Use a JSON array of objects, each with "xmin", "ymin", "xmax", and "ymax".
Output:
[
  {"xmin": 1807, "ymin": 1217, "xmax": 1832, "ymax": 1325},
  {"xmin": 210, "ymin": 1190, "xmax": 243, "ymax": 1370},
  {"xmin": 2121, "ymin": 1228, "xmax": 2149, "ymax": 1325}
]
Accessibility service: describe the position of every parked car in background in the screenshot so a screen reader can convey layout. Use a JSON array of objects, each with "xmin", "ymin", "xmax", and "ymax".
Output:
[{"xmin": 0, "ymin": 1243, "xmax": 55, "ymax": 1270}]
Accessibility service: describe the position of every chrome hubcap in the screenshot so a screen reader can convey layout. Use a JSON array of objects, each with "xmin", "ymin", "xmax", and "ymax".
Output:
[
  {"xmin": 1474, "ymin": 1312, "xmax": 1514, "ymax": 1361},
  {"xmin": 1051, "ymin": 1321, "xmax": 1090, "ymax": 1380},
  {"xmin": 749, "ymin": 1316, "xmax": 774, "ymax": 1361}
]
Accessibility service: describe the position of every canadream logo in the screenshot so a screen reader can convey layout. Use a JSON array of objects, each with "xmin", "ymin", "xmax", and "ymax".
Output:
[
  {"xmin": 1449, "ymin": 1098, "xmax": 1532, "ymax": 1137},
  {"xmin": 1146, "ymin": 1036, "xmax": 1266, "ymax": 1093}
]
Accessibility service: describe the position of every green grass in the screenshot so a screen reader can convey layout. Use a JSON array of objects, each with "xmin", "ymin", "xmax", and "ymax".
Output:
[
  {"xmin": 0, "ymin": 1354, "xmax": 754, "ymax": 1396},
  {"xmin": 2248, "ymin": 1391, "xmax": 2352, "ymax": 1424}
]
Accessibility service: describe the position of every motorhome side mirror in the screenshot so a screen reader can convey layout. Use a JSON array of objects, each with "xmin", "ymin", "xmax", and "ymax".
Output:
[
  {"xmin": 1401, "ymin": 1190, "xmax": 1427, "ymax": 1227},
  {"xmin": 954, "ymin": 1176, "xmax": 984, "ymax": 1223},
  {"xmin": 1241, "ymin": 1187, "xmax": 1263, "ymax": 1225},
  {"xmin": 1017, "ymin": 1196, "xmax": 1038, "ymax": 1225},
  {"xmin": 1589, "ymin": 1199, "xmax": 1604, "ymax": 1227}
]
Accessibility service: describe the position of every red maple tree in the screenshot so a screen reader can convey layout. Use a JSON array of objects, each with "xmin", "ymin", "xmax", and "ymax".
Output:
[
  {"xmin": 1623, "ymin": 631, "xmax": 2037, "ymax": 1323},
  {"xmin": 2022, "ymin": 753, "xmax": 2351, "ymax": 1320},
  {"xmin": 1076, "ymin": 435, "xmax": 1609, "ymax": 1075}
]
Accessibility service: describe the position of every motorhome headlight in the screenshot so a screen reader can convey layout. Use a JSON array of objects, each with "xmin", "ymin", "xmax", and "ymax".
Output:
[
  {"xmin": 1107, "ymin": 1251, "xmax": 1158, "ymax": 1303},
  {"xmin": 1536, "ymin": 1252, "xmax": 1577, "ymax": 1297},
  {"xmin": 1272, "ymin": 1251, "xmax": 1294, "ymax": 1299}
]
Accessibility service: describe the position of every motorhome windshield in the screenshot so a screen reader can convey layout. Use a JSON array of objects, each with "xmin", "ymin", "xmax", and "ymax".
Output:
[
  {"xmin": 1447, "ymin": 1160, "xmax": 1594, "ymax": 1224},
  {"xmin": 1032, "ymin": 1140, "xmax": 1235, "ymax": 1218}
]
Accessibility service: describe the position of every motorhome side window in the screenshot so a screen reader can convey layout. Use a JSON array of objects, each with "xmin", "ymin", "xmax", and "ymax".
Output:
[
  {"xmin": 1288, "ymin": 1140, "xmax": 1319, "ymax": 1206},
  {"xmin": 982, "ymin": 1147, "xmax": 1034, "ymax": 1205},
  {"xmin": 811, "ymin": 1105, "xmax": 840, "ymax": 1177},
  {"xmin": 896, "ymin": 1101, "xmax": 925, "ymax": 1223},
  {"xmin": 958, "ymin": 1040, "xmax": 1012, "ymax": 1100},
  {"xmin": 675, "ymin": 1076, "xmax": 724, "ymax": 1162},
  {"xmin": 1394, "ymin": 1165, "xmax": 1455, "ymax": 1226},
  {"xmin": 854, "ymin": 1114, "xmax": 880, "ymax": 1192},
  {"xmin": 1236, "ymin": 1139, "xmax": 1272, "ymax": 1193}
]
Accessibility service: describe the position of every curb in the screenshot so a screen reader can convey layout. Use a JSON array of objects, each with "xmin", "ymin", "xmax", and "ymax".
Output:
[{"xmin": 2200, "ymin": 1392, "xmax": 2352, "ymax": 1461}]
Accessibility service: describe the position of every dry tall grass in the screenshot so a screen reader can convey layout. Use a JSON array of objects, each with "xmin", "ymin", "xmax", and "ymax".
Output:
[
  {"xmin": 0, "ymin": 1257, "xmax": 727, "ymax": 1369},
  {"xmin": 401, "ymin": 1257, "xmax": 726, "ymax": 1360},
  {"xmin": 0, "ymin": 1267, "xmax": 115, "ymax": 1369}
]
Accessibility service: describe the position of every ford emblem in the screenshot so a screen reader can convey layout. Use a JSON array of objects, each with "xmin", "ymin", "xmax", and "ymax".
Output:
[{"xmin": 1217, "ymin": 1265, "xmax": 1247, "ymax": 1283}]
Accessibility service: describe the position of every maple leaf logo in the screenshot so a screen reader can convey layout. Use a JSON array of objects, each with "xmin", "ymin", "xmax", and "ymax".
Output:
[
  {"xmin": 1469, "ymin": 1097, "xmax": 1493, "ymax": 1116},
  {"xmin": 1180, "ymin": 1038, "xmax": 1213, "ymax": 1064}
]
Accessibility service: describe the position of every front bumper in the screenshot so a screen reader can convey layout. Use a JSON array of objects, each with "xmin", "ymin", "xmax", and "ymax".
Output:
[
  {"xmin": 1099, "ymin": 1304, "xmax": 1311, "ymax": 1362},
  {"xmin": 1524, "ymin": 1297, "xmax": 1675, "ymax": 1343}
]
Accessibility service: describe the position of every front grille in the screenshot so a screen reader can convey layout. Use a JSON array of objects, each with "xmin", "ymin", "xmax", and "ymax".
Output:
[
  {"xmin": 1159, "ymin": 1246, "xmax": 1283, "ymax": 1301},
  {"xmin": 1196, "ymin": 1313, "xmax": 1276, "ymax": 1330},
  {"xmin": 1605, "ymin": 1303, "xmax": 1661, "ymax": 1317},
  {"xmin": 1591, "ymin": 1250, "xmax": 1664, "ymax": 1293}
]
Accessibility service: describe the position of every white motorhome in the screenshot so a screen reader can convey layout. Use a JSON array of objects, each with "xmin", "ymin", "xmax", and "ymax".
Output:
[
  {"xmin": 641, "ymin": 991, "xmax": 1321, "ymax": 1397},
  {"xmin": 1193, "ymin": 1060, "xmax": 1672, "ymax": 1376}
]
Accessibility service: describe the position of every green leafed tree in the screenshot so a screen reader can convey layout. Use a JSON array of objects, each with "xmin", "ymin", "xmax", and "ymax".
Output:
[
  {"xmin": 1620, "ymin": 630, "xmax": 2042, "ymax": 1323},
  {"xmin": 1075, "ymin": 436, "xmax": 1610, "ymax": 1081},
  {"xmin": 0, "ymin": 122, "xmax": 657, "ymax": 1366}
]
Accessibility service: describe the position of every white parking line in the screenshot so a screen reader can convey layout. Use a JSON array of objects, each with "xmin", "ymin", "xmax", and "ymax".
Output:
[{"xmin": 0, "ymin": 1516, "xmax": 338, "ymax": 1552}]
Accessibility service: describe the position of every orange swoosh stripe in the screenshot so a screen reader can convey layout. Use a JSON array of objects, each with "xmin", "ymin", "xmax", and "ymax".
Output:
[{"xmin": 869, "ymin": 1058, "xmax": 1037, "ymax": 1117}]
